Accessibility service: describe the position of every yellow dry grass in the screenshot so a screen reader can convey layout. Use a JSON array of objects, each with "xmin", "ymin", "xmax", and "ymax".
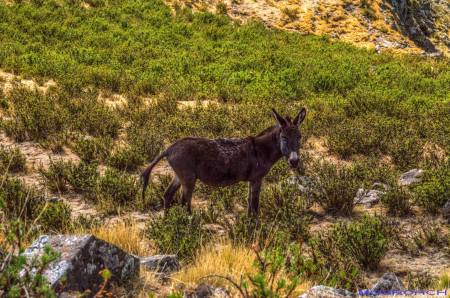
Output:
[
  {"xmin": 84, "ymin": 219, "xmax": 153, "ymax": 257},
  {"xmin": 173, "ymin": 242, "xmax": 256, "ymax": 288},
  {"xmin": 173, "ymin": 241, "xmax": 311, "ymax": 296}
]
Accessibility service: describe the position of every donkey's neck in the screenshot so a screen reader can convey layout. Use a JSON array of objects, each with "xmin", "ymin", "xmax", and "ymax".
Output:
[{"xmin": 253, "ymin": 127, "xmax": 283, "ymax": 166}]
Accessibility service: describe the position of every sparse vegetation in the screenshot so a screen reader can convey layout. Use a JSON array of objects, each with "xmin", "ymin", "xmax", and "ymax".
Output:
[
  {"xmin": 0, "ymin": 0, "xmax": 448, "ymax": 296},
  {"xmin": 0, "ymin": 146, "xmax": 26, "ymax": 173},
  {"xmin": 145, "ymin": 207, "xmax": 211, "ymax": 261}
]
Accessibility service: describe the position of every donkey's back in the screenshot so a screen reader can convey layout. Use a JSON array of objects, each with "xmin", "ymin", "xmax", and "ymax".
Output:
[{"xmin": 166, "ymin": 136, "xmax": 255, "ymax": 186}]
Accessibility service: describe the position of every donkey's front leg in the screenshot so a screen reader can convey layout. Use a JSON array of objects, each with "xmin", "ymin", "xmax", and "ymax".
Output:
[{"xmin": 248, "ymin": 179, "xmax": 262, "ymax": 216}]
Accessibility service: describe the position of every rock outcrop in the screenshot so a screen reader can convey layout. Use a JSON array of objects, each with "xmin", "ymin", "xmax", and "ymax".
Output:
[
  {"xmin": 371, "ymin": 272, "xmax": 405, "ymax": 292},
  {"xmin": 23, "ymin": 235, "xmax": 139, "ymax": 295},
  {"xmin": 398, "ymin": 169, "xmax": 424, "ymax": 186}
]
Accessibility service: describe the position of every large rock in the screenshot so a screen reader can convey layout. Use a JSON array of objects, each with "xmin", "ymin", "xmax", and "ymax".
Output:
[
  {"xmin": 371, "ymin": 272, "xmax": 404, "ymax": 292},
  {"xmin": 398, "ymin": 169, "xmax": 424, "ymax": 186},
  {"xmin": 299, "ymin": 285, "xmax": 355, "ymax": 298},
  {"xmin": 23, "ymin": 235, "xmax": 139, "ymax": 295},
  {"xmin": 354, "ymin": 182, "xmax": 389, "ymax": 207},
  {"xmin": 442, "ymin": 200, "xmax": 450, "ymax": 222},
  {"xmin": 140, "ymin": 254, "xmax": 180, "ymax": 273}
]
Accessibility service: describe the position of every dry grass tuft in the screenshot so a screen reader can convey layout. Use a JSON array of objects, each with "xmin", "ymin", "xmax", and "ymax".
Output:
[
  {"xmin": 173, "ymin": 242, "xmax": 256, "ymax": 289},
  {"xmin": 88, "ymin": 219, "xmax": 153, "ymax": 257}
]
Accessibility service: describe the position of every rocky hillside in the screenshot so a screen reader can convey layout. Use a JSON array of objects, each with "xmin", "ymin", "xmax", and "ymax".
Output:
[{"xmin": 169, "ymin": 0, "xmax": 449, "ymax": 55}]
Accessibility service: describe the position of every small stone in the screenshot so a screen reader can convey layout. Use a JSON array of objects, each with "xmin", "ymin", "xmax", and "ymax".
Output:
[
  {"xmin": 140, "ymin": 255, "xmax": 180, "ymax": 273},
  {"xmin": 186, "ymin": 283, "xmax": 230, "ymax": 298},
  {"xmin": 23, "ymin": 235, "xmax": 139, "ymax": 294},
  {"xmin": 299, "ymin": 285, "xmax": 355, "ymax": 297},
  {"xmin": 398, "ymin": 169, "xmax": 424, "ymax": 186},
  {"xmin": 48, "ymin": 196, "xmax": 62, "ymax": 203},
  {"xmin": 371, "ymin": 272, "xmax": 404, "ymax": 292}
]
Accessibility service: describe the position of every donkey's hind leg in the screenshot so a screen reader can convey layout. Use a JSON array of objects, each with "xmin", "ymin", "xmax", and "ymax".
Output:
[
  {"xmin": 164, "ymin": 176, "xmax": 181, "ymax": 211},
  {"xmin": 181, "ymin": 178, "xmax": 196, "ymax": 214}
]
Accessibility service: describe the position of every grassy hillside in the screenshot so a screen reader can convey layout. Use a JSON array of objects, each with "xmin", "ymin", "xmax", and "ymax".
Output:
[{"xmin": 0, "ymin": 0, "xmax": 449, "ymax": 296}]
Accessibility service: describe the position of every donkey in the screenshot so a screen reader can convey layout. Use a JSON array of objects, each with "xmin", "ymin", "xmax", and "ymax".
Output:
[{"xmin": 141, "ymin": 107, "xmax": 306, "ymax": 216}]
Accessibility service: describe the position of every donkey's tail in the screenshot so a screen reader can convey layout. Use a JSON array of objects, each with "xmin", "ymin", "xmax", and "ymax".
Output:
[{"xmin": 140, "ymin": 149, "xmax": 169, "ymax": 201}]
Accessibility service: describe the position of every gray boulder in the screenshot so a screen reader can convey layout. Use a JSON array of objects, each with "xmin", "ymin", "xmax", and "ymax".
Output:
[
  {"xmin": 140, "ymin": 254, "xmax": 180, "ymax": 273},
  {"xmin": 299, "ymin": 285, "xmax": 355, "ymax": 297},
  {"xmin": 354, "ymin": 182, "xmax": 389, "ymax": 207},
  {"xmin": 371, "ymin": 272, "xmax": 404, "ymax": 292},
  {"xmin": 398, "ymin": 169, "xmax": 424, "ymax": 186},
  {"xmin": 23, "ymin": 235, "xmax": 139, "ymax": 295},
  {"xmin": 443, "ymin": 200, "xmax": 450, "ymax": 222}
]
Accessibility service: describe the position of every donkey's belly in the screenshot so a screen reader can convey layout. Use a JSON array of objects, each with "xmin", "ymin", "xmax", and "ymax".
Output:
[{"xmin": 196, "ymin": 164, "xmax": 248, "ymax": 186}]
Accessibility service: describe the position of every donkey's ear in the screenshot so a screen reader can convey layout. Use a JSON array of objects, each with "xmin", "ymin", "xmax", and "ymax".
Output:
[
  {"xmin": 271, "ymin": 108, "xmax": 287, "ymax": 127},
  {"xmin": 293, "ymin": 107, "xmax": 306, "ymax": 126}
]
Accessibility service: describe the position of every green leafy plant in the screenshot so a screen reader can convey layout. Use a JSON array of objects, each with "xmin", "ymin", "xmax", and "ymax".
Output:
[
  {"xmin": 308, "ymin": 161, "xmax": 361, "ymax": 216},
  {"xmin": 0, "ymin": 146, "xmax": 26, "ymax": 173},
  {"xmin": 412, "ymin": 161, "xmax": 450, "ymax": 214},
  {"xmin": 202, "ymin": 244, "xmax": 302, "ymax": 297},
  {"xmin": 381, "ymin": 186, "xmax": 412, "ymax": 217},
  {"xmin": 145, "ymin": 206, "xmax": 209, "ymax": 261}
]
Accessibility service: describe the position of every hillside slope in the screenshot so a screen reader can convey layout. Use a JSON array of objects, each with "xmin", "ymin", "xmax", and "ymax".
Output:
[{"xmin": 169, "ymin": 0, "xmax": 449, "ymax": 55}]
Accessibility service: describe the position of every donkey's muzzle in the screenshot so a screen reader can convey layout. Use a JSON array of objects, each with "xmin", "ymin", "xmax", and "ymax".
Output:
[{"xmin": 288, "ymin": 152, "xmax": 299, "ymax": 169}]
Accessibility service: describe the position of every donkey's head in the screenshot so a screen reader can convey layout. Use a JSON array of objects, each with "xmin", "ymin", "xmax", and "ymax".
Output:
[{"xmin": 271, "ymin": 108, "xmax": 306, "ymax": 169}]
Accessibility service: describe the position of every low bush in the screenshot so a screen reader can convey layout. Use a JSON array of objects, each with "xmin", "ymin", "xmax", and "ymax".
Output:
[
  {"xmin": 412, "ymin": 161, "xmax": 450, "ymax": 214},
  {"xmin": 310, "ymin": 215, "xmax": 391, "ymax": 274},
  {"xmin": 308, "ymin": 161, "xmax": 361, "ymax": 216},
  {"xmin": 39, "ymin": 159, "xmax": 72, "ymax": 192},
  {"xmin": 73, "ymin": 136, "xmax": 112, "ymax": 163},
  {"xmin": 0, "ymin": 198, "xmax": 58, "ymax": 297},
  {"xmin": 71, "ymin": 94, "xmax": 122, "ymax": 139},
  {"xmin": 0, "ymin": 146, "xmax": 26, "ymax": 173},
  {"xmin": 107, "ymin": 146, "xmax": 145, "ymax": 172},
  {"xmin": 381, "ymin": 186, "xmax": 412, "ymax": 217},
  {"xmin": 259, "ymin": 180, "xmax": 311, "ymax": 242},
  {"xmin": 0, "ymin": 176, "xmax": 73, "ymax": 234},
  {"xmin": 97, "ymin": 168, "xmax": 139, "ymax": 206},
  {"xmin": 127, "ymin": 124, "xmax": 165, "ymax": 163},
  {"xmin": 2, "ymin": 87, "xmax": 69, "ymax": 142},
  {"xmin": 145, "ymin": 206, "xmax": 210, "ymax": 261},
  {"xmin": 67, "ymin": 162, "xmax": 100, "ymax": 195}
]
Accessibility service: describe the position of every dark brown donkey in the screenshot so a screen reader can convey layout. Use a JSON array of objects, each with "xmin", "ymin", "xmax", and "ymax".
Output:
[{"xmin": 141, "ymin": 108, "xmax": 306, "ymax": 216}]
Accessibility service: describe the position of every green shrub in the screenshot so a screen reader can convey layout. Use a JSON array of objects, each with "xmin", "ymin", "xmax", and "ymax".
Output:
[
  {"xmin": 39, "ymin": 159, "xmax": 72, "ymax": 192},
  {"xmin": 38, "ymin": 201, "xmax": 73, "ymax": 233},
  {"xmin": 313, "ymin": 215, "xmax": 391, "ymax": 271},
  {"xmin": 216, "ymin": 2, "xmax": 227, "ymax": 14},
  {"xmin": 0, "ymin": 198, "xmax": 58, "ymax": 297},
  {"xmin": 259, "ymin": 180, "xmax": 311, "ymax": 242},
  {"xmin": 412, "ymin": 161, "xmax": 450, "ymax": 214},
  {"xmin": 0, "ymin": 176, "xmax": 72, "ymax": 234},
  {"xmin": 381, "ymin": 186, "xmax": 412, "ymax": 217},
  {"xmin": 73, "ymin": 136, "xmax": 112, "ymax": 163},
  {"xmin": 0, "ymin": 146, "xmax": 26, "ymax": 173},
  {"xmin": 2, "ymin": 87, "xmax": 69, "ymax": 142},
  {"xmin": 107, "ymin": 146, "xmax": 145, "ymax": 172},
  {"xmin": 145, "ymin": 206, "xmax": 209, "ymax": 261},
  {"xmin": 66, "ymin": 162, "xmax": 100, "ymax": 195},
  {"xmin": 308, "ymin": 161, "xmax": 361, "ymax": 216},
  {"xmin": 127, "ymin": 124, "xmax": 165, "ymax": 162},
  {"xmin": 97, "ymin": 168, "xmax": 139, "ymax": 206}
]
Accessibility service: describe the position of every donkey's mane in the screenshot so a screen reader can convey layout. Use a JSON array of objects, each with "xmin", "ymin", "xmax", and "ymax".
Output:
[{"xmin": 255, "ymin": 125, "xmax": 277, "ymax": 137}]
